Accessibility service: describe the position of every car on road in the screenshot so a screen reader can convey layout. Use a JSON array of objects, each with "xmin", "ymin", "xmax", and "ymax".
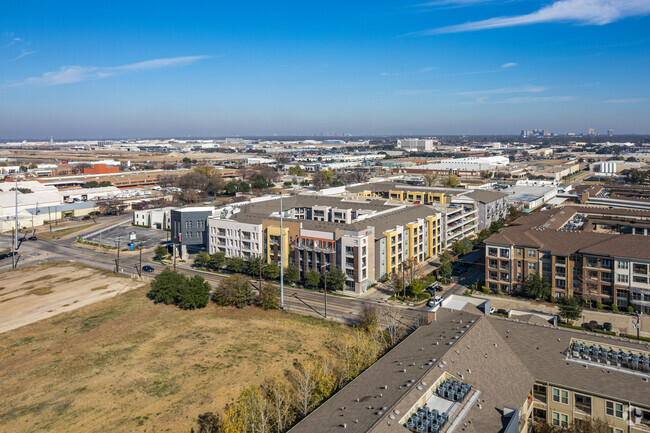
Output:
[
  {"xmin": 142, "ymin": 265, "xmax": 155, "ymax": 273},
  {"xmin": 28, "ymin": 236, "xmax": 37, "ymax": 241},
  {"xmin": 81, "ymin": 216, "xmax": 91, "ymax": 220},
  {"xmin": 496, "ymin": 308, "xmax": 508, "ymax": 316},
  {"xmin": 602, "ymin": 322, "xmax": 613, "ymax": 332},
  {"xmin": 18, "ymin": 236, "xmax": 27, "ymax": 242},
  {"xmin": 489, "ymin": 307, "xmax": 495, "ymax": 314},
  {"xmin": 0, "ymin": 253, "xmax": 8, "ymax": 260}
]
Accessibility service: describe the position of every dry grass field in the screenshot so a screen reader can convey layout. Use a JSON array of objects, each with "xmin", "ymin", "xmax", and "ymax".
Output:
[{"xmin": 0, "ymin": 282, "xmax": 352, "ymax": 432}]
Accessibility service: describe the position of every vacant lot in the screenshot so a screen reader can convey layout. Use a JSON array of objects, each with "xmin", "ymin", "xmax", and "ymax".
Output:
[
  {"xmin": 0, "ymin": 285, "xmax": 351, "ymax": 432},
  {"xmin": 0, "ymin": 262, "xmax": 145, "ymax": 334}
]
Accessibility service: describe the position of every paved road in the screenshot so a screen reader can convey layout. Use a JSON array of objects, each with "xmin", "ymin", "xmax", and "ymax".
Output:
[{"xmin": 0, "ymin": 236, "xmax": 427, "ymax": 328}]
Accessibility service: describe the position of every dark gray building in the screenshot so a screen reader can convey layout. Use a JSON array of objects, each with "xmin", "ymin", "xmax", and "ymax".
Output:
[{"xmin": 170, "ymin": 207, "xmax": 214, "ymax": 258}]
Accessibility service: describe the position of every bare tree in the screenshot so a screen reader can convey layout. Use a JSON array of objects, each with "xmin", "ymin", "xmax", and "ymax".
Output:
[
  {"xmin": 239, "ymin": 386, "xmax": 271, "ymax": 433},
  {"xmin": 263, "ymin": 377, "xmax": 294, "ymax": 433},
  {"xmin": 382, "ymin": 305, "xmax": 405, "ymax": 347},
  {"xmin": 291, "ymin": 360, "xmax": 317, "ymax": 417},
  {"xmin": 423, "ymin": 171, "xmax": 438, "ymax": 187}
]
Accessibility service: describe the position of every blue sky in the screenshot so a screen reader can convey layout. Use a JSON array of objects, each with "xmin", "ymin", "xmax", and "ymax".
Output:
[{"xmin": 1, "ymin": 0, "xmax": 649, "ymax": 138}]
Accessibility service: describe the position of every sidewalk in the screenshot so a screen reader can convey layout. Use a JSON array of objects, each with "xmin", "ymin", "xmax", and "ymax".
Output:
[{"xmin": 472, "ymin": 293, "xmax": 648, "ymax": 338}]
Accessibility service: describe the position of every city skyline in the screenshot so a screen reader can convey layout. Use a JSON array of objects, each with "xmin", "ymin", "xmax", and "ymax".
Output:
[{"xmin": 2, "ymin": 0, "xmax": 649, "ymax": 137}]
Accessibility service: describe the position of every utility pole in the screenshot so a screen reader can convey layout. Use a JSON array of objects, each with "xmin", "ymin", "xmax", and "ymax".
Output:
[
  {"xmin": 173, "ymin": 244, "xmax": 177, "ymax": 271},
  {"xmin": 116, "ymin": 238, "xmax": 121, "ymax": 274},
  {"xmin": 324, "ymin": 269, "xmax": 328, "ymax": 319},
  {"xmin": 280, "ymin": 194, "xmax": 284, "ymax": 310},
  {"xmin": 259, "ymin": 256, "xmax": 263, "ymax": 291},
  {"xmin": 14, "ymin": 177, "xmax": 18, "ymax": 252},
  {"xmin": 402, "ymin": 262, "xmax": 406, "ymax": 300},
  {"xmin": 139, "ymin": 242, "xmax": 142, "ymax": 277}
]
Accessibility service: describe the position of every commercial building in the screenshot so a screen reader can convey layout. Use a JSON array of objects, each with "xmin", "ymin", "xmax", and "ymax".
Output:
[
  {"xmin": 484, "ymin": 205, "xmax": 650, "ymax": 313},
  {"xmin": 290, "ymin": 306, "xmax": 650, "ymax": 433},
  {"xmin": 501, "ymin": 183, "xmax": 558, "ymax": 210},
  {"xmin": 400, "ymin": 156, "xmax": 509, "ymax": 177},
  {"xmin": 83, "ymin": 163, "xmax": 119, "ymax": 175},
  {"xmin": 133, "ymin": 207, "xmax": 175, "ymax": 230},
  {"xmin": 207, "ymin": 194, "xmax": 446, "ymax": 293},
  {"xmin": 170, "ymin": 207, "xmax": 215, "ymax": 258},
  {"xmin": 397, "ymin": 138, "xmax": 436, "ymax": 152}
]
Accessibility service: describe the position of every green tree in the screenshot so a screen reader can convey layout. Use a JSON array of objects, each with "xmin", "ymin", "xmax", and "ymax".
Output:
[
  {"xmin": 177, "ymin": 275, "xmax": 211, "ymax": 309},
  {"xmin": 304, "ymin": 269, "xmax": 321, "ymax": 288},
  {"xmin": 258, "ymin": 283, "xmax": 280, "ymax": 310},
  {"xmin": 489, "ymin": 220, "xmax": 505, "ymax": 233},
  {"xmin": 245, "ymin": 255, "xmax": 263, "ymax": 277},
  {"xmin": 325, "ymin": 267, "xmax": 347, "ymax": 292},
  {"xmin": 356, "ymin": 303, "xmax": 379, "ymax": 332},
  {"xmin": 523, "ymin": 273, "xmax": 551, "ymax": 299},
  {"xmin": 438, "ymin": 261, "xmax": 452, "ymax": 278},
  {"xmin": 288, "ymin": 165, "xmax": 304, "ymax": 176},
  {"xmin": 212, "ymin": 274, "xmax": 255, "ymax": 308},
  {"xmin": 251, "ymin": 174, "xmax": 272, "ymax": 190},
  {"xmin": 283, "ymin": 265, "xmax": 299, "ymax": 284},
  {"xmin": 406, "ymin": 279, "xmax": 424, "ymax": 298},
  {"xmin": 194, "ymin": 251, "xmax": 211, "ymax": 267},
  {"xmin": 557, "ymin": 296, "xmax": 583, "ymax": 322},
  {"xmin": 209, "ymin": 251, "xmax": 226, "ymax": 269},
  {"xmin": 226, "ymin": 256, "xmax": 246, "ymax": 273},
  {"xmin": 147, "ymin": 268, "xmax": 210, "ymax": 309},
  {"xmin": 444, "ymin": 174, "xmax": 459, "ymax": 188},
  {"xmin": 154, "ymin": 245, "xmax": 168, "ymax": 259},
  {"xmin": 262, "ymin": 263, "xmax": 280, "ymax": 280}
]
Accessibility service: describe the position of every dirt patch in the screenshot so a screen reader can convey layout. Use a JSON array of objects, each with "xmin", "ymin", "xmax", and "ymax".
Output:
[
  {"xmin": 0, "ymin": 263, "xmax": 145, "ymax": 334},
  {"xmin": 0, "ymin": 288, "xmax": 352, "ymax": 432}
]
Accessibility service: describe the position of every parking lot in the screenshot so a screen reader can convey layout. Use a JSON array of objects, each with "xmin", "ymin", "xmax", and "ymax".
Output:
[{"xmin": 84, "ymin": 224, "xmax": 168, "ymax": 249}]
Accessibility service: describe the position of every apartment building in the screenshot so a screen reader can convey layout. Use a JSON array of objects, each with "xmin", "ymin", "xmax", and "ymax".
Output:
[
  {"xmin": 133, "ymin": 207, "xmax": 175, "ymax": 229},
  {"xmin": 170, "ymin": 207, "xmax": 215, "ymax": 258},
  {"xmin": 291, "ymin": 307, "xmax": 650, "ymax": 433},
  {"xmin": 466, "ymin": 189, "xmax": 509, "ymax": 230},
  {"xmin": 207, "ymin": 195, "xmax": 444, "ymax": 293},
  {"xmin": 484, "ymin": 205, "xmax": 650, "ymax": 313},
  {"xmin": 345, "ymin": 182, "xmax": 479, "ymax": 247}
]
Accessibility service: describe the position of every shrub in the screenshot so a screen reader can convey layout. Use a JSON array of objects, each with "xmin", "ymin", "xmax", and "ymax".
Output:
[
  {"xmin": 627, "ymin": 306, "xmax": 635, "ymax": 313},
  {"xmin": 212, "ymin": 274, "xmax": 255, "ymax": 308},
  {"xmin": 595, "ymin": 301, "xmax": 604, "ymax": 309},
  {"xmin": 481, "ymin": 286, "xmax": 490, "ymax": 294},
  {"xmin": 257, "ymin": 283, "xmax": 280, "ymax": 310},
  {"xmin": 147, "ymin": 268, "xmax": 211, "ymax": 309},
  {"xmin": 611, "ymin": 304, "xmax": 619, "ymax": 312}
]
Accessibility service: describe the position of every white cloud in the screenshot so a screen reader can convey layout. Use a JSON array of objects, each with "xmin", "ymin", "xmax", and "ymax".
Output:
[
  {"xmin": 416, "ymin": 66, "xmax": 436, "ymax": 73},
  {"xmin": 604, "ymin": 98, "xmax": 644, "ymax": 103},
  {"xmin": 418, "ymin": 0, "xmax": 650, "ymax": 34},
  {"xmin": 501, "ymin": 62, "xmax": 517, "ymax": 68},
  {"xmin": 11, "ymin": 55, "xmax": 211, "ymax": 87},
  {"xmin": 459, "ymin": 85, "xmax": 546, "ymax": 95},
  {"xmin": 380, "ymin": 72, "xmax": 400, "ymax": 76},
  {"xmin": 9, "ymin": 49, "xmax": 37, "ymax": 62},
  {"xmin": 502, "ymin": 96, "xmax": 574, "ymax": 103}
]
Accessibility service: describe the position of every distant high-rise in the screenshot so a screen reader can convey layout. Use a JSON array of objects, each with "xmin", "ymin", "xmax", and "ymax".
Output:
[
  {"xmin": 608, "ymin": 129, "xmax": 614, "ymax": 136},
  {"xmin": 588, "ymin": 128, "xmax": 596, "ymax": 136}
]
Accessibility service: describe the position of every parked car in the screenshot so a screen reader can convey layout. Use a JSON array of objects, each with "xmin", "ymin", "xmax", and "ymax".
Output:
[
  {"xmin": 602, "ymin": 322, "xmax": 613, "ymax": 331},
  {"xmin": 489, "ymin": 307, "xmax": 495, "ymax": 314},
  {"xmin": 0, "ymin": 253, "xmax": 8, "ymax": 260},
  {"xmin": 496, "ymin": 309, "xmax": 508, "ymax": 316},
  {"xmin": 427, "ymin": 299, "xmax": 436, "ymax": 307},
  {"xmin": 18, "ymin": 236, "xmax": 27, "ymax": 242},
  {"xmin": 142, "ymin": 265, "xmax": 154, "ymax": 273},
  {"xmin": 81, "ymin": 216, "xmax": 91, "ymax": 220},
  {"xmin": 28, "ymin": 236, "xmax": 37, "ymax": 241}
]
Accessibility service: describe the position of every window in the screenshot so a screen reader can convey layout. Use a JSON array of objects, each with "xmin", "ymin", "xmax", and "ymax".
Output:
[
  {"xmin": 500, "ymin": 248, "xmax": 510, "ymax": 258},
  {"xmin": 617, "ymin": 274, "xmax": 629, "ymax": 283},
  {"xmin": 574, "ymin": 394, "xmax": 591, "ymax": 414},
  {"xmin": 633, "ymin": 264, "xmax": 648, "ymax": 274},
  {"xmin": 556, "ymin": 279, "xmax": 566, "ymax": 289},
  {"xmin": 500, "ymin": 261, "xmax": 509, "ymax": 270},
  {"xmin": 587, "ymin": 258, "xmax": 598, "ymax": 267},
  {"xmin": 602, "ymin": 259, "xmax": 612, "ymax": 268},
  {"xmin": 500, "ymin": 273, "xmax": 509, "ymax": 282},
  {"xmin": 552, "ymin": 388, "xmax": 568, "ymax": 404},
  {"xmin": 606, "ymin": 401, "xmax": 624, "ymax": 418},
  {"xmin": 533, "ymin": 384, "xmax": 547, "ymax": 402},
  {"xmin": 528, "ymin": 250, "xmax": 536, "ymax": 258},
  {"xmin": 556, "ymin": 256, "xmax": 566, "ymax": 265},
  {"xmin": 528, "ymin": 262, "xmax": 536, "ymax": 270},
  {"xmin": 489, "ymin": 259, "xmax": 498, "ymax": 268},
  {"xmin": 552, "ymin": 412, "xmax": 568, "ymax": 428},
  {"xmin": 542, "ymin": 263, "xmax": 552, "ymax": 273},
  {"xmin": 516, "ymin": 248, "xmax": 522, "ymax": 256},
  {"xmin": 633, "ymin": 276, "xmax": 649, "ymax": 284},
  {"xmin": 617, "ymin": 260, "xmax": 629, "ymax": 270},
  {"xmin": 533, "ymin": 408, "xmax": 547, "ymax": 421}
]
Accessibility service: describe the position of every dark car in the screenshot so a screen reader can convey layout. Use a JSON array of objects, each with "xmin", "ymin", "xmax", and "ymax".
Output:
[
  {"xmin": 602, "ymin": 322, "xmax": 613, "ymax": 331},
  {"xmin": 142, "ymin": 265, "xmax": 154, "ymax": 273},
  {"xmin": 496, "ymin": 309, "xmax": 508, "ymax": 315},
  {"xmin": 81, "ymin": 216, "xmax": 91, "ymax": 221},
  {"xmin": 18, "ymin": 236, "xmax": 27, "ymax": 242},
  {"xmin": 0, "ymin": 253, "xmax": 8, "ymax": 260},
  {"xmin": 28, "ymin": 236, "xmax": 37, "ymax": 241}
]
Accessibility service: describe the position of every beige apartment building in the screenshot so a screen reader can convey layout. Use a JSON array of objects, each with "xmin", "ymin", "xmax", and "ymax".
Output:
[{"xmin": 485, "ymin": 206, "xmax": 650, "ymax": 313}]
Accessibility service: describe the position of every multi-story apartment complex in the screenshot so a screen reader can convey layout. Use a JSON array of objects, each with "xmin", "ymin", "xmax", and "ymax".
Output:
[
  {"xmin": 484, "ymin": 205, "xmax": 650, "ymax": 313},
  {"xmin": 345, "ymin": 182, "xmax": 484, "ymax": 243},
  {"xmin": 207, "ymin": 195, "xmax": 445, "ymax": 293},
  {"xmin": 466, "ymin": 189, "xmax": 509, "ymax": 230},
  {"xmin": 291, "ymin": 306, "xmax": 650, "ymax": 433},
  {"xmin": 170, "ymin": 207, "xmax": 215, "ymax": 258}
]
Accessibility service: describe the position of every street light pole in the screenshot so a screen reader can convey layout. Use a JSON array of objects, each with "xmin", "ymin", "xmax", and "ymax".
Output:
[
  {"xmin": 280, "ymin": 195, "xmax": 284, "ymax": 310},
  {"xmin": 324, "ymin": 268, "xmax": 328, "ymax": 319},
  {"xmin": 139, "ymin": 242, "xmax": 142, "ymax": 277},
  {"xmin": 116, "ymin": 237, "xmax": 121, "ymax": 274}
]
